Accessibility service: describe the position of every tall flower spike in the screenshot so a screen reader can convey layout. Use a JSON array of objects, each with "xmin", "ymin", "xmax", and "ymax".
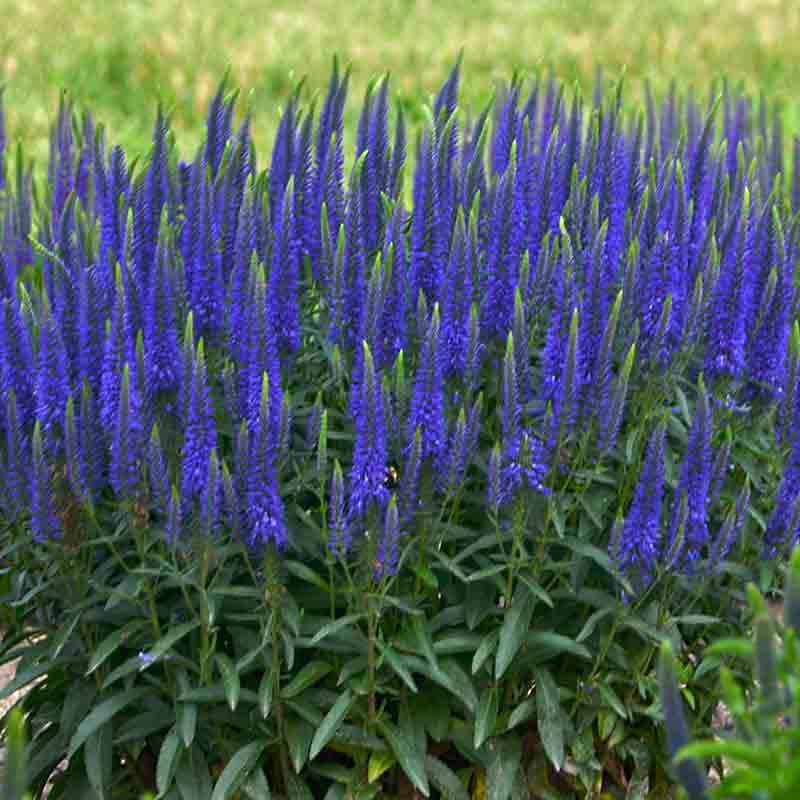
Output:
[
  {"xmin": 221, "ymin": 460, "xmax": 239, "ymax": 538},
  {"xmin": 443, "ymin": 406, "xmax": 468, "ymax": 497},
  {"xmin": 278, "ymin": 389, "xmax": 291, "ymax": 460},
  {"xmin": 35, "ymin": 290, "xmax": 70, "ymax": 437},
  {"xmin": 708, "ymin": 481, "xmax": 751, "ymax": 576},
  {"xmin": 316, "ymin": 408, "xmax": 329, "ymax": 476},
  {"xmin": 148, "ymin": 423, "xmax": 169, "ymax": 512},
  {"xmin": 246, "ymin": 370, "xmax": 288, "ymax": 549},
  {"xmin": 31, "ymin": 420, "xmax": 61, "ymax": 541},
  {"xmin": 100, "ymin": 265, "xmax": 134, "ymax": 430},
  {"xmin": 269, "ymin": 177, "xmax": 301, "ymax": 353},
  {"xmin": 408, "ymin": 304, "xmax": 446, "ymax": 468},
  {"xmin": 246, "ymin": 263, "xmax": 282, "ymax": 435},
  {"xmin": 144, "ymin": 217, "xmax": 181, "ymax": 403},
  {"xmin": 64, "ymin": 394, "xmax": 86, "ymax": 499},
  {"xmin": 375, "ymin": 494, "xmax": 400, "ymax": 581},
  {"xmin": 395, "ymin": 423, "xmax": 419, "ymax": 523},
  {"xmin": 381, "ymin": 205, "xmax": 408, "ymax": 369},
  {"xmin": 110, "ymin": 363, "xmax": 144, "ymax": 500},
  {"xmin": 181, "ymin": 340, "xmax": 217, "ymax": 514},
  {"xmin": 614, "ymin": 422, "xmax": 666, "ymax": 591},
  {"xmin": 708, "ymin": 427, "xmax": 733, "ymax": 507},
  {"xmin": 440, "ymin": 207, "xmax": 473, "ymax": 377},
  {"xmin": 4, "ymin": 390, "xmax": 29, "ymax": 512},
  {"xmin": 328, "ymin": 459, "xmax": 349, "ymax": 555},
  {"xmin": 201, "ymin": 448, "xmax": 220, "ymax": 537},
  {"xmin": 672, "ymin": 378, "xmax": 713, "ymax": 566},
  {"xmin": 598, "ymin": 341, "xmax": 636, "ymax": 454},
  {"xmin": 350, "ymin": 340, "xmax": 389, "ymax": 520},
  {"xmin": 501, "ymin": 331, "xmax": 519, "ymax": 448},
  {"xmin": 1, "ymin": 298, "xmax": 35, "ymax": 429},
  {"xmin": 488, "ymin": 442, "xmax": 502, "ymax": 515},
  {"xmin": 166, "ymin": 484, "xmax": 181, "ymax": 546}
]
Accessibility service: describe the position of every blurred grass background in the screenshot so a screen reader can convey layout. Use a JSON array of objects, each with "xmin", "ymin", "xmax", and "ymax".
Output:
[{"xmin": 1, "ymin": 0, "xmax": 800, "ymax": 165}]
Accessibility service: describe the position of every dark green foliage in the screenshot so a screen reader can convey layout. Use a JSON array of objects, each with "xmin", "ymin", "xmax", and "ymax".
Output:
[{"xmin": 660, "ymin": 547, "xmax": 800, "ymax": 800}]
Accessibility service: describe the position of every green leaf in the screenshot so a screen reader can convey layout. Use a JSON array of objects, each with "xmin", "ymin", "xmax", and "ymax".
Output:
[
  {"xmin": 176, "ymin": 745, "xmax": 213, "ymax": 800},
  {"xmin": 210, "ymin": 741, "xmax": 266, "ymax": 800},
  {"xmin": 534, "ymin": 668, "xmax": 564, "ymax": 771},
  {"xmin": 378, "ymin": 719, "xmax": 429, "ymax": 797},
  {"xmin": 379, "ymin": 643, "xmax": 418, "ymax": 692},
  {"xmin": 414, "ymin": 616, "xmax": 439, "ymax": 672},
  {"xmin": 576, "ymin": 607, "xmax": 614, "ymax": 644},
  {"xmin": 286, "ymin": 717, "xmax": 314, "ymax": 773},
  {"xmin": 704, "ymin": 638, "xmax": 753, "ymax": 660},
  {"xmin": 258, "ymin": 669, "xmax": 274, "ymax": 719},
  {"xmin": 284, "ymin": 560, "xmax": 329, "ymax": 591},
  {"xmin": 87, "ymin": 620, "xmax": 145, "ymax": 675},
  {"xmin": 515, "ymin": 574, "xmax": 554, "ymax": 608},
  {"xmin": 285, "ymin": 773, "xmax": 314, "ymax": 800},
  {"xmin": 85, "ymin": 722, "xmax": 112, "ymax": 800},
  {"xmin": 178, "ymin": 686, "xmax": 259, "ymax": 705},
  {"xmin": 676, "ymin": 740, "xmax": 773, "ymax": 769},
  {"xmin": 464, "ymin": 580, "xmax": 495, "ymax": 630},
  {"xmin": 368, "ymin": 750, "xmax": 397, "ymax": 783},
  {"xmin": 139, "ymin": 621, "xmax": 200, "ymax": 671},
  {"xmin": 597, "ymin": 683, "xmax": 628, "ymax": 720},
  {"xmin": 673, "ymin": 614, "xmax": 720, "ymax": 626},
  {"xmin": 526, "ymin": 631, "xmax": 592, "ymax": 661},
  {"xmin": 694, "ymin": 655, "xmax": 722, "ymax": 681},
  {"xmin": 68, "ymin": 688, "xmax": 148, "ymax": 759},
  {"xmin": 437, "ymin": 658, "xmax": 477, "ymax": 713},
  {"xmin": 506, "ymin": 697, "xmax": 536, "ymax": 730},
  {"xmin": 472, "ymin": 629, "xmax": 499, "ymax": 675},
  {"xmin": 410, "ymin": 690, "xmax": 451, "ymax": 743},
  {"xmin": 101, "ymin": 654, "xmax": 141, "ymax": 690},
  {"xmin": 413, "ymin": 563, "xmax": 439, "ymax": 589},
  {"xmin": 216, "ymin": 654, "xmax": 241, "ymax": 711},
  {"xmin": 0, "ymin": 661, "xmax": 52, "ymax": 702},
  {"xmin": 156, "ymin": 729, "xmax": 182, "ymax": 798},
  {"xmin": 309, "ymin": 690, "xmax": 354, "ymax": 760},
  {"xmin": 474, "ymin": 687, "xmax": 499, "ymax": 749},
  {"xmin": 281, "ymin": 660, "xmax": 332, "ymax": 699},
  {"xmin": 425, "ymin": 755, "xmax": 469, "ymax": 800},
  {"xmin": 178, "ymin": 701, "xmax": 198, "ymax": 749},
  {"xmin": 51, "ymin": 612, "xmax": 82, "ymax": 660},
  {"xmin": 486, "ymin": 734, "xmax": 522, "ymax": 800},
  {"xmin": 309, "ymin": 613, "xmax": 367, "ymax": 646},
  {"xmin": 240, "ymin": 767, "xmax": 272, "ymax": 800},
  {"xmin": 495, "ymin": 585, "xmax": 536, "ymax": 680}
]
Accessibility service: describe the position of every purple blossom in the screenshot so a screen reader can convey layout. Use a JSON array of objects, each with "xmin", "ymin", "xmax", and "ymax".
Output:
[
  {"xmin": 180, "ymin": 342, "xmax": 216, "ymax": 513},
  {"xmin": 350, "ymin": 342, "xmax": 389, "ymax": 520},
  {"xmin": 408, "ymin": 305, "xmax": 446, "ymax": 468},
  {"xmin": 669, "ymin": 381, "xmax": 713, "ymax": 566},
  {"xmin": 110, "ymin": 363, "xmax": 144, "ymax": 499},
  {"xmin": 328, "ymin": 459, "xmax": 349, "ymax": 555},
  {"xmin": 374, "ymin": 495, "xmax": 400, "ymax": 580},
  {"xmin": 246, "ymin": 372, "xmax": 287, "ymax": 549},
  {"xmin": 148, "ymin": 423, "xmax": 169, "ymax": 512},
  {"xmin": 613, "ymin": 423, "xmax": 666, "ymax": 591},
  {"xmin": 31, "ymin": 421, "xmax": 61, "ymax": 541},
  {"xmin": 440, "ymin": 208, "xmax": 474, "ymax": 377},
  {"xmin": 144, "ymin": 228, "xmax": 181, "ymax": 401},
  {"xmin": 35, "ymin": 295, "xmax": 70, "ymax": 437}
]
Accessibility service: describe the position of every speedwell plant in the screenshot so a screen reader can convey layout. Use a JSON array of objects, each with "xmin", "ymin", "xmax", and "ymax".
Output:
[{"xmin": 1, "ymin": 61, "xmax": 799, "ymax": 798}]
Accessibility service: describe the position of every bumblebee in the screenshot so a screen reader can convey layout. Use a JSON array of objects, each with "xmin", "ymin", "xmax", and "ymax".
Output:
[{"xmin": 383, "ymin": 465, "xmax": 399, "ymax": 489}]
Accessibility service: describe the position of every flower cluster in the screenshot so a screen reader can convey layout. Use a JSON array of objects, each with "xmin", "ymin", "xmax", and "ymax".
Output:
[{"xmin": 1, "ymin": 64, "xmax": 799, "ymax": 581}]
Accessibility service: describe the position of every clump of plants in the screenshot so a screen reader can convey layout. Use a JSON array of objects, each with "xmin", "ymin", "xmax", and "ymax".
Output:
[
  {"xmin": 1, "ymin": 60, "xmax": 799, "ymax": 798},
  {"xmin": 659, "ymin": 546, "xmax": 800, "ymax": 799}
]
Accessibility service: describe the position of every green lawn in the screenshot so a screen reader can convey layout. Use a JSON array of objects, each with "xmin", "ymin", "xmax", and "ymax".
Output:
[{"xmin": 2, "ymin": 0, "xmax": 799, "ymax": 165}]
